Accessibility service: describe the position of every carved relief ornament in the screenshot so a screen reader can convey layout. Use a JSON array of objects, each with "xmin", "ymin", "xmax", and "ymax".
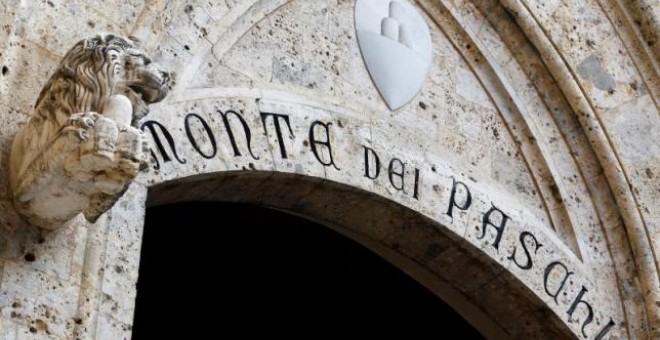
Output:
[{"xmin": 9, "ymin": 34, "xmax": 170, "ymax": 229}]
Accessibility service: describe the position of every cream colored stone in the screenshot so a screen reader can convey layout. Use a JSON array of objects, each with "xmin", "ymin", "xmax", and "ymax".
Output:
[
  {"xmin": 8, "ymin": 34, "xmax": 170, "ymax": 229},
  {"xmin": 0, "ymin": 0, "xmax": 657, "ymax": 339}
]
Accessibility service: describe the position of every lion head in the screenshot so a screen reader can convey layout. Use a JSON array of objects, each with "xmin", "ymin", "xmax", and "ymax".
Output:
[{"xmin": 33, "ymin": 33, "xmax": 170, "ymax": 128}]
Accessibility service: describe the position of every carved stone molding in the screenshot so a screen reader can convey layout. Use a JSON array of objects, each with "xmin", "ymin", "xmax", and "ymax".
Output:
[{"xmin": 8, "ymin": 34, "xmax": 170, "ymax": 229}]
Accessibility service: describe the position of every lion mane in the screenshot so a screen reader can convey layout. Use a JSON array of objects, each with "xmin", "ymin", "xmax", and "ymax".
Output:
[{"xmin": 31, "ymin": 34, "xmax": 168, "ymax": 145}]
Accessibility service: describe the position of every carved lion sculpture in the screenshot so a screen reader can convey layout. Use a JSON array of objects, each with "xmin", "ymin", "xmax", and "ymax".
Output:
[{"xmin": 9, "ymin": 34, "xmax": 170, "ymax": 229}]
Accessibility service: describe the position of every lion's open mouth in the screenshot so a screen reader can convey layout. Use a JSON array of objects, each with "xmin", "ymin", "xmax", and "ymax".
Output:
[
  {"xmin": 128, "ymin": 67, "xmax": 170, "ymax": 104},
  {"xmin": 129, "ymin": 83, "xmax": 166, "ymax": 104}
]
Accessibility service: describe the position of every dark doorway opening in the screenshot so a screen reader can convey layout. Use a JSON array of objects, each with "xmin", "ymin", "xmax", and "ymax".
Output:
[{"xmin": 132, "ymin": 202, "xmax": 484, "ymax": 338}]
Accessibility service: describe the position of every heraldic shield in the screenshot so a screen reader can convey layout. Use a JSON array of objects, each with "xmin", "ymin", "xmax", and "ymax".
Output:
[{"xmin": 355, "ymin": 0, "xmax": 433, "ymax": 110}]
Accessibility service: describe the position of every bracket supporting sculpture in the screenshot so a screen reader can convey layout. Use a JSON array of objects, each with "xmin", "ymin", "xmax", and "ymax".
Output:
[{"xmin": 9, "ymin": 34, "xmax": 170, "ymax": 229}]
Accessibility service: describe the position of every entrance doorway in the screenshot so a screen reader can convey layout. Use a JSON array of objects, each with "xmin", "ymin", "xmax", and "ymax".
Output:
[{"xmin": 132, "ymin": 202, "xmax": 483, "ymax": 338}]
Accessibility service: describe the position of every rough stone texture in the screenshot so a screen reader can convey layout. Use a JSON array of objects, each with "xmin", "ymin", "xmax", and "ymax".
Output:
[{"xmin": 0, "ymin": 0, "xmax": 657, "ymax": 339}]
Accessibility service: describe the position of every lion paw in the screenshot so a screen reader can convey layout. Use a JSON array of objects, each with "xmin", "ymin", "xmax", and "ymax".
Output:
[{"xmin": 64, "ymin": 112, "xmax": 100, "ymax": 140}]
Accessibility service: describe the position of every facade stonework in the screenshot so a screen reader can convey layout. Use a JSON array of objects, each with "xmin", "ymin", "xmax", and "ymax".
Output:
[{"xmin": 0, "ymin": 0, "xmax": 657, "ymax": 339}]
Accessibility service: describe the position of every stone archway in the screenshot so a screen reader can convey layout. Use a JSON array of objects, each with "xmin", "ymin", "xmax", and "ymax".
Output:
[{"xmin": 142, "ymin": 171, "xmax": 574, "ymax": 339}]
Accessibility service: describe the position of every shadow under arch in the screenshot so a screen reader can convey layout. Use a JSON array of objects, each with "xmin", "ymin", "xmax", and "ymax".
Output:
[
  {"xmin": 133, "ymin": 201, "xmax": 484, "ymax": 338},
  {"xmin": 144, "ymin": 171, "xmax": 573, "ymax": 339}
]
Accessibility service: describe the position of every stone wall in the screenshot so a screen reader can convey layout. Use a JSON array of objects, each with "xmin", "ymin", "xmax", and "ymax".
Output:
[{"xmin": 0, "ymin": 0, "xmax": 657, "ymax": 339}]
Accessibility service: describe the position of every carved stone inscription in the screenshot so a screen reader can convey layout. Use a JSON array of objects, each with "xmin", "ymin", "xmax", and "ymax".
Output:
[
  {"xmin": 143, "ymin": 105, "xmax": 617, "ymax": 339},
  {"xmin": 9, "ymin": 34, "xmax": 170, "ymax": 229}
]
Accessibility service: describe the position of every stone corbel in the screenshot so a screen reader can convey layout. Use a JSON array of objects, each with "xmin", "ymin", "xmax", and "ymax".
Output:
[{"xmin": 8, "ymin": 34, "xmax": 170, "ymax": 229}]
